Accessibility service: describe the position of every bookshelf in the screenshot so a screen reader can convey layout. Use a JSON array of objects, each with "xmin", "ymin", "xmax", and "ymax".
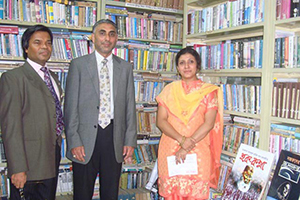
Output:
[
  {"xmin": 184, "ymin": 0, "xmax": 300, "ymax": 196},
  {"xmin": 184, "ymin": 0, "xmax": 269, "ymax": 151}
]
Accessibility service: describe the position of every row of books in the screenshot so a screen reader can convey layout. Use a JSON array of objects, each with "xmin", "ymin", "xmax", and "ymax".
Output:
[
  {"xmin": 269, "ymin": 132, "xmax": 300, "ymax": 164},
  {"xmin": 122, "ymin": 0, "xmax": 184, "ymax": 10},
  {"xmin": 0, "ymin": 167, "xmax": 7, "ymax": 198},
  {"xmin": 51, "ymin": 30, "xmax": 94, "ymax": 61},
  {"xmin": 125, "ymin": 42, "xmax": 181, "ymax": 72},
  {"xmin": 134, "ymin": 80, "xmax": 166, "ymax": 103},
  {"xmin": 120, "ymin": 169, "xmax": 151, "ymax": 190},
  {"xmin": 223, "ymin": 125, "xmax": 260, "ymax": 154},
  {"xmin": 56, "ymin": 166, "xmax": 73, "ymax": 194},
  {"xmin": 105, "ymin": 7, "xmax": 183, "ymax": 43},
  {"xmin": 269, "ymin": 123, "xmax": 300, "ymax": 162},
  {"xmin": 221, "ymin": 83, "xmax": 261, "ymax": 114},
  {"xmin": 118, "ymin": 187, "xmax": 158, "ymax": 200},
  {"xmin": 272, "ymin": 81, "xmax": 300, "ymax": 120},
  {"xmin": 0, "ymin": 0, "xmax": 97, "ymax": 27},
  {"xmin": 137, "ymin": 112, "xmax": 160, "ymax": 135},
  {"xmin": 132, "ymin": 144, "xmax": 158, "ymax": 165},
  {"xmin": 0, "ymin": 136, "xmax": 6, "ymax": 163},
  {"xmin": 0, "ymin": 25, "xmax": 94, "ymax": 60},
  {"xmin": 194, "ymin": 37, "xmax": 263, "ymax": 70},
  {"xmin": 187, "ymin": 0, "xmax": 264, "ymax": 35},
  {"xmin": 274, "ymin": 36, "xmax": 300, "ymax": 68},
  {"xmin": 276, "ymin": 0, "xmax": 300, "ymax": 20},
  {"xmin": 216, "ymin": 160, "xmax": 233, "ymax": 193}
]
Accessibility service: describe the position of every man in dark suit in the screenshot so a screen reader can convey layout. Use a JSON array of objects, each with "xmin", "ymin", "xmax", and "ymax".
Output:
[
  {"xmin": 64, "ymin": 19, "xmax": 137, "ymax": 200},
  {"xmin": 0, "ymin": 25, "xmax": 63, "ymax": 200}
]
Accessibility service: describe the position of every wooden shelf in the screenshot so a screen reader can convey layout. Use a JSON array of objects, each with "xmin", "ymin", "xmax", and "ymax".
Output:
[
  {"xmin": 270, "ymin": 117, "xmax": 300, "ymax": 126},
  {"xmin": 224, "ymin": 110, "xmax": 261, "ymax": 119},
  {"xmin": 106, "ymin": 0, "xmax": 183, "ymax": 15},
  {"xmin": 186, "ymin": 0, "xmax": 228, "ymax": 8},
  {"xmin": 272, "ymin": 68, "xmax": 300, "ymax": 74},
  {"xmin": 118, "ymin": 37, "xmax": 183, "ymax": 45},
  {"xmin": 0, "ymin": 20, "xmax": 92, "ymax": 31},
  {"xmin": 200, "ymin": 69, "xmax": 262, "ymax": 77},
  {"xmin": 133, "ymin": 69, "xmax": 177, "ymax": 75},
  {"xmin": 275, "ymin": 17, "xmax": 300, "ymax": 31},
  {"xmin": 221, "ymin": 150, "xmax": 237, "ymax": 158},
  {"xmin": 186, "ymin": 22, "xmax": 264, "ymax": 43}
]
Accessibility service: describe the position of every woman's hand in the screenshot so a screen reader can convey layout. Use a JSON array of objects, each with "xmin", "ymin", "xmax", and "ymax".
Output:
[
  {"xmin": 181, "ymin": 137, "xmax": 196, "ymax": 152},
  {"xmin": 175, "ymin": 148, "xmax": 188, "ymax": 164}
]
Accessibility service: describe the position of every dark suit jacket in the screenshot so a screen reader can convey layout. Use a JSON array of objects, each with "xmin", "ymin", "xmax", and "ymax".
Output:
[
  {"xmin": 0, "ymin": 62, "xmax": 62, "ymax": 180},
  {"xmin": 64, "ymin": 52, "xmax": 137, "ymax": 164}
]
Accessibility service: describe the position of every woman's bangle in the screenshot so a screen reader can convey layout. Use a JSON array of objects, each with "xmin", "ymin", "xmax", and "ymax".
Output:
[{"xmin": 179, "ymin": 136, "xmax": 186, "ymax": 147}]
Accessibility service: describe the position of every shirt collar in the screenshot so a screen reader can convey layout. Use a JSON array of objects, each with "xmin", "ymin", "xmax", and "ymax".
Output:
[
  {"xmin": 27, "ymin": 58, "xmax": 47, "ymax": 72},
  {"xmin": 95, "ymin": 51, "xmax": 113, "ymax": 66}
]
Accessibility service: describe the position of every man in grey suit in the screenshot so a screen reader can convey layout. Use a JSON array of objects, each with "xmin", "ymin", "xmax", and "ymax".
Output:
[
  {"xmin": 0, "ymin": 25, "xmax": 63, "ymax": 199},
  {"xmin": 64, "ymin": 19, "xmax": 137, "ymax": 200}
]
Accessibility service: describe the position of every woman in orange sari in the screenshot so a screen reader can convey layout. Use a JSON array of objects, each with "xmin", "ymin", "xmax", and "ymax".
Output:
[{"xmin": 156, "ymin": 47, "xmax": 223, "ymax": 200}]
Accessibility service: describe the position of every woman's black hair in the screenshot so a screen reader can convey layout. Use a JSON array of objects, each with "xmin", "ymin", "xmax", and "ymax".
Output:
[{"xmin": 175, "ymin": 46, "xmax": 201, "ymax": 70}]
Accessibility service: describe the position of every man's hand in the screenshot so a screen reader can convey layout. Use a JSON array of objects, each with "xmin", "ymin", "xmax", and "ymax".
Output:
[
  {"xmin": 11, "ymin": 172, "xmax": 27, "ymax": 189},
  {"xmin": 123, "ymin": 146, "xmax": 134, "ymax": 164},
  {"xmin": 71, "ymin": 146, "xmax": 86, "ymax": 162}
]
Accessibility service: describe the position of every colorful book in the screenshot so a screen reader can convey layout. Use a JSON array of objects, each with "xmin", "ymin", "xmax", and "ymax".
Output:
[
  {"xmin": 267, "ymin": 150, "xmax": 300, "ymax": 200},
  {"xmin": 221, "ymin": 144, "xmax": 275, "ymax": 200}
]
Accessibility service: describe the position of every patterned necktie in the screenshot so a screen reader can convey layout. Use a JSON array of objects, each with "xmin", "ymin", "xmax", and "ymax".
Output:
[
  {"xmin": 99, "ymin": 58, "xmax": 111, "ymax": 129},
  {"xmin": 40, "ymin": 67, "xmax": 64, "ymax": 136}
]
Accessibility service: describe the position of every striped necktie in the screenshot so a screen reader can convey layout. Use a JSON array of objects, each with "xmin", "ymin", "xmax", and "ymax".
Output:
[{"xmin": 41, "ymin": 67, "xmax": 64, "ymax": 135}]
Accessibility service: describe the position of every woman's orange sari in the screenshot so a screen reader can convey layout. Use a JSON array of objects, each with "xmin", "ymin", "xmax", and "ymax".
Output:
[{"xmin": 156, "ymin": 80, "xmax": 223, "ymax": 200}]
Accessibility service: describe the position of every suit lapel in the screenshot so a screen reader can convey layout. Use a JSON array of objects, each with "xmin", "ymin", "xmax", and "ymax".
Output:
[
  {"xmin": 113, "ymin": 55, "xmax": 121, "ymax": 101},
  {"xmin": 85, "ymin": 52, "xmax": 99, "ymax": 96},
  {"xmin": 22, "ymin": 62, "xmax": 52, "ymax": 97}
]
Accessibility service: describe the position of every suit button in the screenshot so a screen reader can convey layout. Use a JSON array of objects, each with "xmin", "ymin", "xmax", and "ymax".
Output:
[
  {"xmin": 94, "ymin": 125, "xmax": 97, "ymax": 128},
  {"xmin": 97, "ymin": 106, "xmax": 99, "ymax": 109}
]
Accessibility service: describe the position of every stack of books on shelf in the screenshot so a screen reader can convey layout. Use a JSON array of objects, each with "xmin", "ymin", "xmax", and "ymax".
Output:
[
  {"xmin": 272, "ymin": 81, "xmax": 300, "ymax": 120},
  {"xmin": 0, "ymin": 135, "xmax": 6, "ymax": 163},
  {"xmin": 0, "ymin": 167, "xmax": 8, "ymax": 200},
  {"xmin": 187, "ymin": 0, "xmax": 265, "ymax": 35},
  {"xmin": 194, "ymin": 37, "xmax": 263, "ymax": 70},
  {"xmin": 274, "ymin": 35, "xmax": 300, "ymax": 69},
  {"xmin": 105, "ymin": 6, "xmax": 183, "ymax": 43},
  {"xmin": 0, "ymin": 25, "xmax": 24, "ymax": 58},
  {"xmin": 276, "ymin": 0, "xmax": 300, "ymax": 20},
  {"xmin": 269, "ymin": 123, "xmax": 300, "ymax": 163},
  {"xmin": 114, "ymin": 41, "xmax": 181, "ymax": 72},
  {"xmin": 56, "ymin": 165, "xmax": 73, "ymax": 195},
  {"xmin": 223, "ymin": 116, "xmax": 260, "ymax": 154},
  {"xmin": 221, "ymin": 81, "xmax": 261, "ymax": 114},
  {"xmin": 132, "ymin": 144, "xmax": 158, "ymax": 165},
  {"xmin": 0, "ymin": 0, "xmax": 96, "ymax": 27},
  {"xmin": 122, "ymin": 0, "xmax": 184, "ymax": 10}
]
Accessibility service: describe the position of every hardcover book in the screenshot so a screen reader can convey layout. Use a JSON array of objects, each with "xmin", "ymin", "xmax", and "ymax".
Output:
[
  {"xmin": 221, "ymin": 144, "xmax": 275, "ymax": 200},
  {"xmin": 266, "ymin": 150, "xmax": 300, "ymax": 200}
]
